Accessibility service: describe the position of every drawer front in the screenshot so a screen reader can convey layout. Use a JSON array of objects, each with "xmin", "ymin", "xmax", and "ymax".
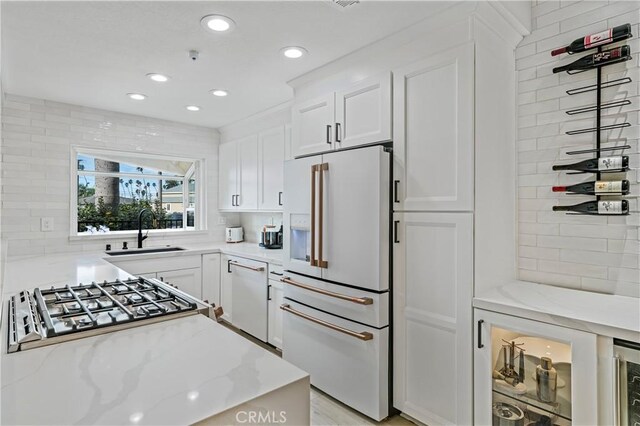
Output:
[
  {"xmin": 282, "ymin": 271, "xmax": 388, "ymax": 328},
  {"xmin": 282, "ymin": 299, "xmax": 388, "ymax": 421}
]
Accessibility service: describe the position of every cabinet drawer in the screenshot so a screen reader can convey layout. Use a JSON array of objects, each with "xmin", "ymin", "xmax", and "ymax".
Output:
[
  {"xmin": 282, "ymin": 271, "xmax": 388, "ymax": 328},
  {"xmin": 269, "ymin": 263, "xmax": 284, "ymax": 279},
  {"xmin": 282, "ymin": 299, "xmax": 388, "ymax": 421}
]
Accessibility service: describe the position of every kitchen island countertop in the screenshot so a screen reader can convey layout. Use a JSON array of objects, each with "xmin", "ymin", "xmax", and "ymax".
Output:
[{"xmin": 1, "ymin": 248, "xmax": 308, "ymax": 425}]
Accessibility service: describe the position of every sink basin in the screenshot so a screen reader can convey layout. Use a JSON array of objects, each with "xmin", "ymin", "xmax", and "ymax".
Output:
[{"xmin": 106, "ymin": 247, "xmax": 186, "ymax": 256}]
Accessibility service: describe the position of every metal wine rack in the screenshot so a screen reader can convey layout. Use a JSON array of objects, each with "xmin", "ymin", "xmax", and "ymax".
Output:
[{"xmin": 553, "ymin": 25, "xmax": 633, "ymax": 216}]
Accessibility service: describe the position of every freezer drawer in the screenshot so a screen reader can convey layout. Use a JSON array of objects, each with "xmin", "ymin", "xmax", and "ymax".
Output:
[
  {"xmin": 282, "ymin": 299, "xmax": 389, "ymax": 421},
  {"xmin": 282, "ymin": 271, "xmax": 389, "ymax": 328}
]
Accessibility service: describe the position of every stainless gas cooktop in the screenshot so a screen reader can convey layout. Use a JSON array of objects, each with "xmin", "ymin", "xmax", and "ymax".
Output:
[{"xmin": 7, "ymin": 277, "xmax": 211, "ymax": 353}]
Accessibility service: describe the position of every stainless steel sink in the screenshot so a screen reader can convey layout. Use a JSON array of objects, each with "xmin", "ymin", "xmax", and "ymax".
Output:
[{"xmin": 106, "ymin": 247, "xmax": 186, "ymax": 256}]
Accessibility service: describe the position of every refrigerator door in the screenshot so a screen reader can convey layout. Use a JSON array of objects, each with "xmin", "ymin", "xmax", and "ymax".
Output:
[
  {"xmin": 320, "ymin": 145, "xmax": 390, "ymax": 291},
  {"xmin": 283, "ymin": 154, "xmax": 323, "ymax": 278}
]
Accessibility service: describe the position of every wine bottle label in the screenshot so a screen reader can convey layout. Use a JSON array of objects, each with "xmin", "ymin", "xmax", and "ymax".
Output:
[
  {"xmin": 598, "ymin": 201, "xmax": 623, "ymax": 214},
  {"xmin": 584, "ymin": 29, "xmax": 613, "ymax": 49},
  {"xmin": 593, "ymin": 47, "xmax": 621, "ymax": 64},
  {"xmin": 598, "ymin": 157, "xmax": 622, "ymax": 170},
  {"xmin": 595, "ymin": 181, "xmax": 622, "ymax": 193}
]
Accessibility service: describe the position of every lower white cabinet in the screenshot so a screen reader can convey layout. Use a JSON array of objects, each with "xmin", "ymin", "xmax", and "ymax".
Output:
[
  {"xmin": 202, "ymin": 253, "xmax": 221, "ymax": 307},
  {"xmin": 157, "ymin": 268, "xmax": 202, "ymax": 299},
  {"xmin": 474, "ymin": 309, "xmax": 598, "ymax": 425},
  {"xmin": 268, "ymin": 263, "xmax": 285, "ymax": 349},
  {"xmin": 220, "ymin": 254, "xmax": 233, "ymax": 323},
  {"xmin": 393, "ymin": 212, "xmax": 473, "ymax": 425}
]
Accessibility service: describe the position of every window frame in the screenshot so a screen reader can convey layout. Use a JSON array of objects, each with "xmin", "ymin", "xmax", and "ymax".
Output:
[{"xmin": 70, "ymin": 146, "xmax": 206, "ymax": 238}]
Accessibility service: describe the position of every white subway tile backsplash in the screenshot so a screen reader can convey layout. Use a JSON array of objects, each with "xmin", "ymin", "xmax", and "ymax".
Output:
[
  {"xmin": 2, "ymin": 93, "xmax": 223, "ymax": 256},
  {"xmin": 517, "ymin": 1, "xmax": 640, "ymax": 296}
]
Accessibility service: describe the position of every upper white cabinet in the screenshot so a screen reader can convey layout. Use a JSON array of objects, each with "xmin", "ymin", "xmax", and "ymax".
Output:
[
  {"xmin": 393, "ymin": 211, "xmax": 473, "ymax": 425},
  {"xmin": 335, "ymin": 73, "xmax": 392, "ymax": 149},
  {"xmin": 258, "ymin": 126, "xmax": 285, "ymax": 211},
  {"xmin": 392, "ymin": 43, "xmax": 474, "ymax": 212},
  {"xmin": 292, "ymin": 93, "xmax": 335, "ymax": 157},
  {"xmin": 218, "ymin": 135, "xmax": 258, "ymax": 211},
  {"xmin": 219, "ymin": 128, "xmax": 285, "ymax": 212},
  {"xmin": 291, "ymin": 72, "xmax": 392, "ymax": 158}
]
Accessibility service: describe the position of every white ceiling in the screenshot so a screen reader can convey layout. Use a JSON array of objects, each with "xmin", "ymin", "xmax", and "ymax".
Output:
[{"xmin": 2, "ymin": 1, "xmax": 449, "ymax": 129}]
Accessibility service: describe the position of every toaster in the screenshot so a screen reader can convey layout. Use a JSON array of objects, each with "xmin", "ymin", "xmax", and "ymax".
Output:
[{"xmin": 225, "ymin": 226, "xmax": 244, "ymax": 243}]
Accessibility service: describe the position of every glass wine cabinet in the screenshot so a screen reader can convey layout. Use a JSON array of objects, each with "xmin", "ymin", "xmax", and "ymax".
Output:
[{"xmin": 474, "ymin": 310, "xmax": 598, "ymax": 425}]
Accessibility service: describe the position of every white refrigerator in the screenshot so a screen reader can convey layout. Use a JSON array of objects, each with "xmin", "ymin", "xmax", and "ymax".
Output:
[{"xmin": 281, "ymin": 144, "xmax": 391, "ymax": 421}]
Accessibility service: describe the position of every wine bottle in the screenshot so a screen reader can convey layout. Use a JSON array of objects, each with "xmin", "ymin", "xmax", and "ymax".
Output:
[
  {"xmin": 552, "ymin": 180, "xmax": 630, "ymax": 195},
  {"xmin": 552, "ymin": 156, "xmax": 629, "ymax": 173},
  {"xmin": 551, "ymin": 24, "xmax": 632, "ymax": 56},
  {"xmin": 552, "ymin": 45, "xmax": 630, "ymax": 74},
  {"xmin": 553, "ymin": 200, "xmax": 629, "ymax": 215}
]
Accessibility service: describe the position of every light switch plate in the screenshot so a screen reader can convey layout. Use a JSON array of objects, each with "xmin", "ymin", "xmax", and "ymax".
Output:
[
  {"xmin": 217, "ymin": 216, "xmax": 226, "ymax": 225},
  {"xmin": 41, "ymin": 217, "xmax": 54, "ymax": 232}
]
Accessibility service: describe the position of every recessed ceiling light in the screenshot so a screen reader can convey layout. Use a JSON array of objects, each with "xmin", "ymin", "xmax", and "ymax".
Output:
[
  {"xmin": 210, "ymin": 89, "xmax": 228, "ymax": 97},
  {"xmin": 200, "ymin": 14, "xmax": 236, "ymax": 33},
  {"xmin": 281, "ymin": 46, "xmax": 308, "ymax": 59},
  {"xmin": 146, "ymin": 73, "xmax": 170, "ymax": 83},
  {"xmin": 186, "ymin": 105, "xmax": 201, "ymax": 112},
  {"xmin": 127, "ymin": 93, "xmax": 147, "ymax": 101}
]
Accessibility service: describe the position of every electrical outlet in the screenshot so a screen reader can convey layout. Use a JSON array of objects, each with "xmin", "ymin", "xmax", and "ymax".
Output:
[
  {"xmin": 217, "ymin": 216, "xmax": 226, "ymax": 225},
  {"xmin": 41, "ymin": 217, "xmax": 54, "ymax": 232}
]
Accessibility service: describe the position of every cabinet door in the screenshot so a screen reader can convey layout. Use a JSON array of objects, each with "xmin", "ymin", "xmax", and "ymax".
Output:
[
  {"xmin": 268, "ymin": 279, "xmax": 284, "ymax": 350},
  {"xmin": 218, "ymin": 141, "xmax": 238, "ymax": 210},
  {"xmin": 220, "ymin": 254, "xmax": 233, "ymax": 323},
  {"xmin": 335, "ymin": 72, "xmax": 392, "ymax": 149},
  {"xmin": 258, "ymin": 126, "xmax": 285, "ymax": 211},
  {"xmin": 474, "ymin": 309, "xmax": 598, "ymax": 425},
  {"xmin": 393, "ymin": 212, "xmax": 473, "ymax": 425},
  {"xmin": 237, "ymin": 134, "xmax": 258, "ymax": 210},
  {"xmin": 393, "ymin": 43, "xmax": 474, "ymax": 212},
  {"xmin": 158, "ymin": 268, "xmax": 202, "ymax": 299},
  {"xmin": 202, "ymin": 253, "xmax": 221, "ymax": 307},
  {"xmin": 292, "ymin": 93, "xmax": 335, "ymax": 158}
]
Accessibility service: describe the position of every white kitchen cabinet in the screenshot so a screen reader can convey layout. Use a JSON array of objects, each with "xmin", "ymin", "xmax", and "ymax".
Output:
[
  {"xmin": 335, "ymin": 72, "xmax": 391, "ymax": 149},
  {"xmin": 474, "ymin": 309, "xmax": 598, "ymax": 425},
  {"xmin": 393, "ymin": 212, "xmax": 473, "ymax": 425},
  {"xmin": 157, "ymin": 267, "xmax": 202, "ymax": 299},
  {"xmin": 268, "ymin": 263, "xmax": 285, "ymax": 349},
  {"xmin": 219, "ymin": 141, "xmax": 237, "ymax": 210},
  {"xmin": 202, "ymin": 253, "xmax": 221, "ymax": 307},
  {"xmin": 292, "ymin": 93, "xmax": 335, "ymax": 157},
  {"xmin": 258, "ymin": 126, "xmax": 285, "ymax": 211},
  {"xmin": 291, "ymin": 72, "xmax": 392, "ymax": 158},
  {"xmin": 218, "ymin": 135, "xmax": 258, "ymax": 211},
  {"xmin": 220, "ymin": 254, "xmax": 233, "ymax": 323},
  {"xmin": 392, "ymin": 43, "xmax": 474, "ymax": 212}
]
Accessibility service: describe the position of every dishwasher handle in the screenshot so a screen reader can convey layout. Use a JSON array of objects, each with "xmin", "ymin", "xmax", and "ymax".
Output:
[{"xmin": 228, "ymin": 260, "xmax": 265, "ymax": 272}]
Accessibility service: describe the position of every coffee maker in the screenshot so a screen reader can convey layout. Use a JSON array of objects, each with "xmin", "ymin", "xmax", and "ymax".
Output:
[{"xmin": 259, "ymin": 224, "xmax": 283, "ymax": 249}]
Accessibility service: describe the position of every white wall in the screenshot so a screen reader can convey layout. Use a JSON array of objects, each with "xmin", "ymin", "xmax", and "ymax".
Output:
[
  {"xmin": 1, "ymin": 93, "xmax": 230, "ymax": 256},
  {"xmin": 516, "ymin": 1, "xmax": 640, "ymax": 297}
]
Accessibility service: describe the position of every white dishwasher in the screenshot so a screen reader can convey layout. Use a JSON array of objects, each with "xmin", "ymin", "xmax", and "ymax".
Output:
[{"xmin": 227, "ymin": 255, "xmax": 268, "ymax": 341}]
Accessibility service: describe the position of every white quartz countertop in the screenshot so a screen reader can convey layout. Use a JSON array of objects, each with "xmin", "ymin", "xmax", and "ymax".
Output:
[
  {"xmin": 1, "ymin": 315, "xmax": 307, "ymax": 425},
  {"xmin": 0, "ymin": 244, "xmax": 304, "ymax": 425},
  {"xmin": 474, "ymin": 280, "xmax": 640, "ymax": 342}
]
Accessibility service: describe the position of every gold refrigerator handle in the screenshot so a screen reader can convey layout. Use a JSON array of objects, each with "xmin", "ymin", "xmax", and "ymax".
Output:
[
  {"xmin": 317, "ymin": 163, "xmax": 329, "ymax": 268},
  {"xmin": 280, "ymin": 276, "xmax": 373, "ymax": 305},
  {"xmin": 310, "ymin": 165, "xmax": 317, "ymax": 267},
  {"xmin": 280, "ymin": 304, "xmax": 373, "ymax": 341}
]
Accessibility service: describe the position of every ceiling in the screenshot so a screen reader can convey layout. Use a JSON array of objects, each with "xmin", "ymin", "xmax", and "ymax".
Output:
[{"xmin": 2, "ymin": 1, "xmax": 450, "ymax": 129}]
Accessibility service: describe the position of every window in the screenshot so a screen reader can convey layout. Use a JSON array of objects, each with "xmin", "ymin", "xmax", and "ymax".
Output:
[{"xmin": 73, "ymin": 148, "xmax": 204, "ymax": 235}]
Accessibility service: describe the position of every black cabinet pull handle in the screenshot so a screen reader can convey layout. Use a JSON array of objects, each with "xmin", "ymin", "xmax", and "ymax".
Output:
[
  {"xmin": 236, "ymin": 194, "xmax": 240, "ymax": 207},
  {"xmin": 227, "ymin": 260, "xmax": 232, "ymax": 273},
  {"xmin": 326, "ymin": 125, "xmax": 332, "ymax": 145},
  {"xmin": 267, "ymin": 284, "xmax": 272, "ymax": 301},
  {"xmin": 393, "ymin": 220, "xmax": 400, "ymax": 243},
  {"xmin": 335, "ymin": 123, "xmax": 341, "ymax": 143},
  {"xmin": 394, "ymin": 180, "xmax": 400, "ymax": 203},
  {"xmin": 231, "ymin": 195, "xmax": 236, "ymax": 207},
  {"xmin": 278, "ymin": 191, "xmax": 283, "ymax": 206},
  {"xmin": 477, "ymin": 320, "xmax": 484, "ymax": 348}
]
